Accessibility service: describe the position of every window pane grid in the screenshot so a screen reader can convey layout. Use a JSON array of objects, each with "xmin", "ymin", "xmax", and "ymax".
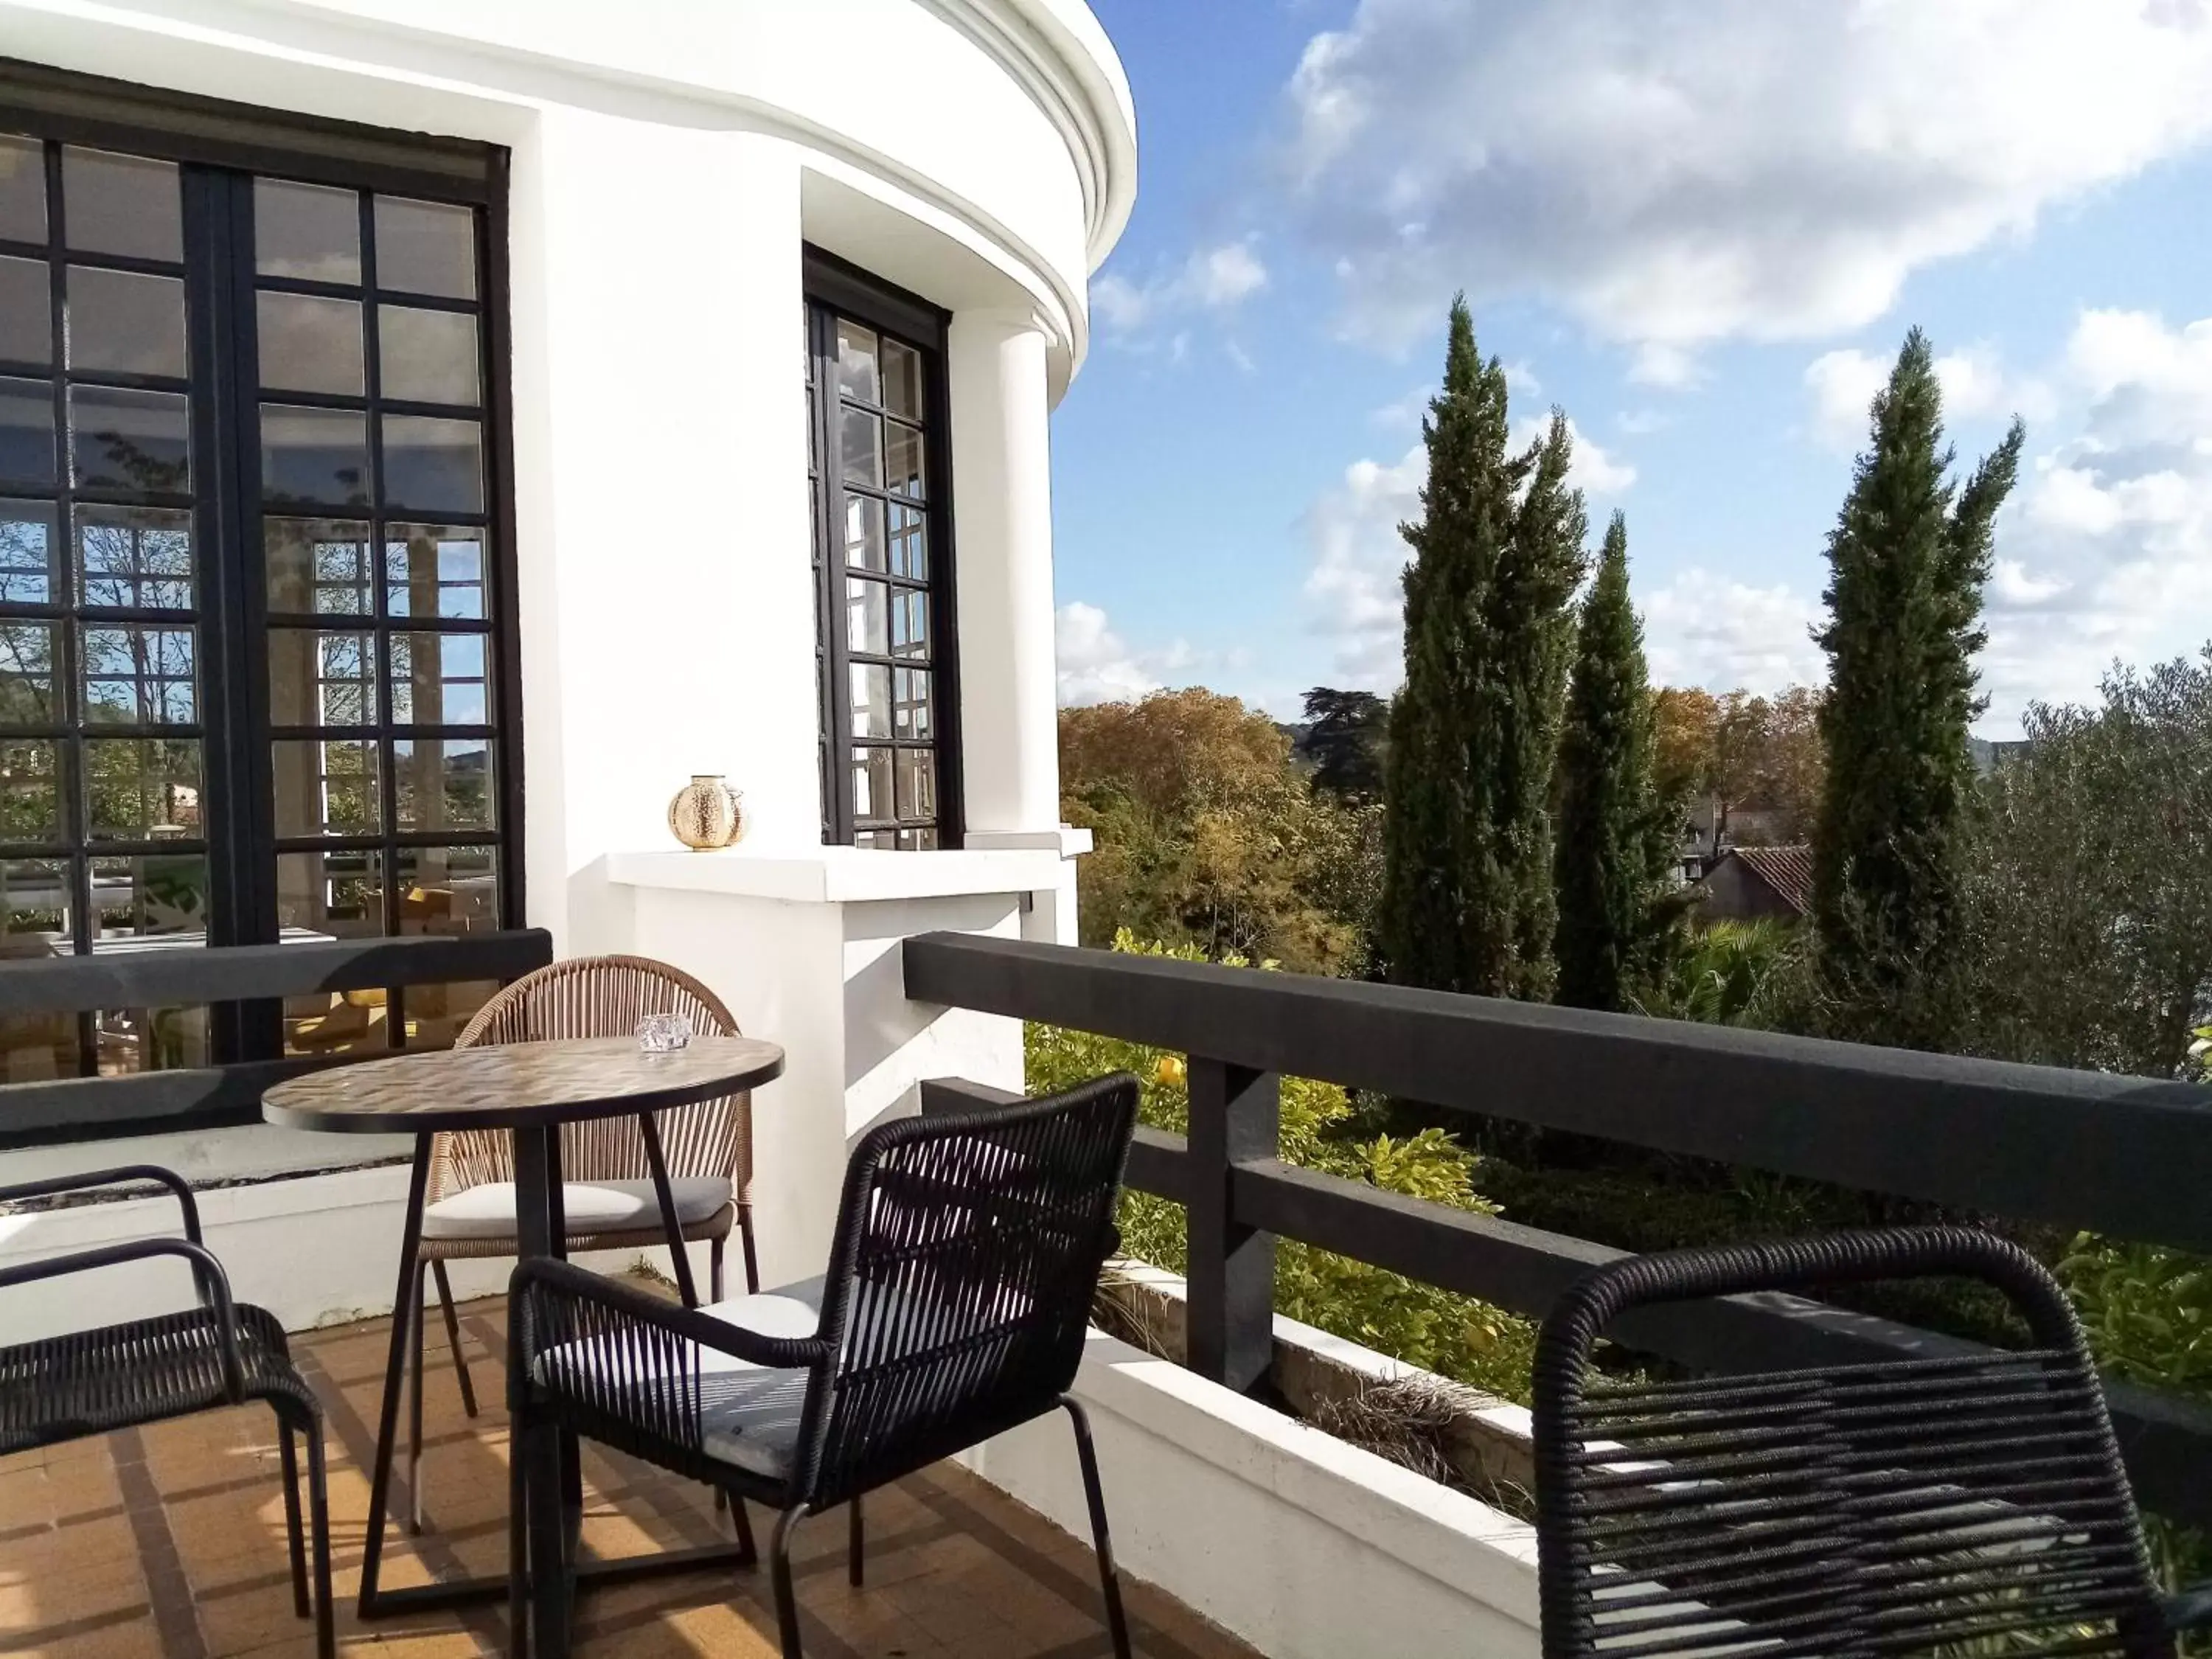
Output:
[
  {"xmin": 0, "ymin": 136, "xmax": 215, "ymax": 1082},
  {"xmin": 254, "ymin": 176, "xmax": 506, "ymax": 957},
  {"xmin": 809, "ymin": 290, "xmax": 947, "ymax": 849}
]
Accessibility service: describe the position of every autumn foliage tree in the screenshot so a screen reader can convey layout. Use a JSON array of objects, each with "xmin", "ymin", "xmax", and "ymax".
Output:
[{"xmin": 1060, "ymin": 689, "xmax": 1380, "ymax": 975}]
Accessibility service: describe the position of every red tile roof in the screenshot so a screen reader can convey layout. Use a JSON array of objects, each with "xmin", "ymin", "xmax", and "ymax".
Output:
[{"xmin": 1721, "ymin": 844, "xmax": 1815, "ymax": 917}]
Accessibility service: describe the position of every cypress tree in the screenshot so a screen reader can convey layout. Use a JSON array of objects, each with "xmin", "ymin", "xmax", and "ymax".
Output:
[
  {"xmin": 1380, "ymin": 297, "xmax": 1587, "ymax": 999},
  {"xmin": 1554, "ymin": 512, "xmax": 1677, "ymax": 1010},
  {"xmin": 1812, "ymin": 327, "xmax": 2023, "ymax": 1047}
]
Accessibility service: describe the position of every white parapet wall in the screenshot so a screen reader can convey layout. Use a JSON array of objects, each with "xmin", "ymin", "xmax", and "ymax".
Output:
[
  {"xmin": 0, "ymin": 1162, "xmax": 714, "ymax": 1342},
  {"xmin": 961, "ymin": 1328, "xmax": 1543, "ymax": 1659}
]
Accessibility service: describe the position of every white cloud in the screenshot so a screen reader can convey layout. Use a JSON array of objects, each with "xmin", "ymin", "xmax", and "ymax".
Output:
[
  {"xmin": 1641, "ymin": 568, "xmax": 1826, "ymax": 693},
  {"xmin": 1804, "ymin": 349, "xmax": 1892, "ymax": 452},
  {"xmin": 1189, "ymin": 242, "xmax": 1268, "ymax": 309},
  {"xmin": 1368, "ymin": 384, "xmax": 1432, "ymax": 429},
  {"xmin": 1089, "ymin": 239, "xmax": 1271, "ymax": 338},
  {"xmin": 1301, "ymin": 445, "xmax": 1426, "ymax": 689},
  {"xmin": 1056, "ymin": 602, "xmax": 1160, "ymax": 706},
  {"xmin": 1284, "ymin": 1, "xmax": 2212, "ymax": 355},
  {"xmin": 1628, "ymin": 343, "xmax": 1705, "ymax": 390},
  {"xmin": 1055, "ymin": 603, "xmax": 1226, "ymax": 706},
  {"xmin": 1983, "ymin": 309, "xmax": 2212, "ymax": 727}
]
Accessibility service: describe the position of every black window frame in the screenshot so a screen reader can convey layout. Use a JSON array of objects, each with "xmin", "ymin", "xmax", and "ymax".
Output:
[
  {"xmin": 803, "ymin": 246, "xmax": 962, "ymax": 849},
  {"xmin": 0, "ymin": 58, "xmax": 523, "ymax": 1077}
]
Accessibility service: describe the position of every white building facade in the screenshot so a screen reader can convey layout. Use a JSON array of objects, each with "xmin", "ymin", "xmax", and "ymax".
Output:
[{"xmin": 0, "ymin": 0, "xmax": 1133, "ymax": 1315}]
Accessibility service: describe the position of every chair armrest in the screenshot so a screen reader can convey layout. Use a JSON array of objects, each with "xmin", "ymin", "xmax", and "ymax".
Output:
[
  {"xmin": 2163, "ymin": 1582, "xmax": 2212, "ymax": 1632},
  {"xmin": 0, "ymin": 1164, "xmax": 203, "ymax": 1243},
  {"xmin": 509, "ymin": 1257, "xmax": 831, "ymax": 1377},
  {"xmin": 0, "ymin": 1237, "xmax": 246, "ymax": 1402}
]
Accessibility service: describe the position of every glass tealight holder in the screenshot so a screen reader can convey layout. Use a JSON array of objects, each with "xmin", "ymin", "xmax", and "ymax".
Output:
[{"xmin": 636, "ymin": 1012, "xmax": 693, "ymax": 1054}]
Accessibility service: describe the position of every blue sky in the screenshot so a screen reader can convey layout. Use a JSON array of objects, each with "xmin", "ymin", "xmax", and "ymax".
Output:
[{"xmin": 1048, "ymin": 0, "xmax": 2212, "ymax": 737}]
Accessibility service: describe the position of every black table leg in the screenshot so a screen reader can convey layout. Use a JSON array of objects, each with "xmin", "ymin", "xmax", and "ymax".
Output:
[
  {"xmin": 358, "ymin": 1135, "xmax": 431, "ymax": 1618},
  {"xmin": 639, "ymin": 1111, "xmax": 698, "ymax": 1307},
  {"xmin": 514, "ymin": 1123, "xmax": 572, "ymax": 1659},
  {"xmin": 355, "ymin": 1108, "xmax": 759, "ymax": 1635}
]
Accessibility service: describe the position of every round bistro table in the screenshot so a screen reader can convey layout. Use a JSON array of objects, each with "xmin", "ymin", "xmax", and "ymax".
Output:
[{"xmin": 265, "ymin": 1034, "xmax": 785, "ymax": 1653}]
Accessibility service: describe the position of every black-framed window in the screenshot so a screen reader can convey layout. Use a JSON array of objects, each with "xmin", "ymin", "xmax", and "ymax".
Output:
[
  {"xmin": 0, "ymin": 71, "xmax": 518, "ymax": 1083},
  {"xmin": 804, "ymin": 252, "xmax": 959, "ymax": 849}
]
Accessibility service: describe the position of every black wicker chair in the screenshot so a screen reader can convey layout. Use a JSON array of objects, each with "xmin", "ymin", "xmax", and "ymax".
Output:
[
  {"xmin": 0, "ymin": 1165, "xmax": 334, "ymax": 1658},
  {"xmin": 1533, "ymin": 1225, "xmax": 2212, "ymax": 1659},
  {"xmin": 507, "ymin": 1073, "xmax": 1141, "ymax": 1659}
]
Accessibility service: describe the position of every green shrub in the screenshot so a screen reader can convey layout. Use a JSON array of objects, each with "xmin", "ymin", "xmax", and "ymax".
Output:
[{"xmin": 1027, "ymin": 931, "xmax": 1537, "ymax": 1403}]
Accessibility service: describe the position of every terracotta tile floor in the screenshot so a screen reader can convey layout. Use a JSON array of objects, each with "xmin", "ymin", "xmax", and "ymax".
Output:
[{"xmin": 0, "ymin": 1300, "xmax": 1261, "ymax": 1659}]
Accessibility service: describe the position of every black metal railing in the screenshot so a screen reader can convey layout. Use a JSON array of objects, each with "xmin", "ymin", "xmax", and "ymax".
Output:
[
  {"xmin": 902, "ymin": 931, "xmax": 2212, "ymax": 1530},
  {"xmin": 0, "ymin": 929, "xmax": 553, "ymax": 1147}
]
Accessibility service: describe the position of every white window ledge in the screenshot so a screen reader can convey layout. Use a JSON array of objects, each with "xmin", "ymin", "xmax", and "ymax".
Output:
[{"xmin": 605, "ymin": 845, "xmax": 1068, "ymax": 904}]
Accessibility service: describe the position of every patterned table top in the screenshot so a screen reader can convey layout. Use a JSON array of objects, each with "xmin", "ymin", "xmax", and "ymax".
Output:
[{"xmin": 262, "ymin": 1034, "xmax": 785, "ymax": 1135}]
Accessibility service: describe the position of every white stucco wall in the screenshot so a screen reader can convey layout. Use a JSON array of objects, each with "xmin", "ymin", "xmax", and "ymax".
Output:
[
  {"xmin": 963, "ymin": 1330, "xmax": 1544, "ymax": 1659},
  {"xmin": 0, "ymin": 0, "xmax": 1130, "ymax": 947}
]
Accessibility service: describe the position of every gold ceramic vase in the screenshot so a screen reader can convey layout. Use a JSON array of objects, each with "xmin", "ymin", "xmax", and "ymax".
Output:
[{"xmin": 667, "ymin": 774, "xmax": 744, "ymax": 850}]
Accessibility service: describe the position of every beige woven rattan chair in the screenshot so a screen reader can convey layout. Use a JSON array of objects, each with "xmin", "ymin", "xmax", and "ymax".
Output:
[{"xmin": 396, "ymin": 955, "xmax": 759, "ymax": 1531}]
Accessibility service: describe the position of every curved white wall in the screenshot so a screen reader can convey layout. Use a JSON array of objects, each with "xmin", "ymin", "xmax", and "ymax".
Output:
[{"xmin": 0, "ymin": 0, "xmax": 1135, "ymax": 940}]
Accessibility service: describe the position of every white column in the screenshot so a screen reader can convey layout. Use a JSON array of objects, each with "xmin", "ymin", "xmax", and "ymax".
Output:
[{"xmin": 949, "ymin": 310, "xmax": 1060, "ymax": 835}]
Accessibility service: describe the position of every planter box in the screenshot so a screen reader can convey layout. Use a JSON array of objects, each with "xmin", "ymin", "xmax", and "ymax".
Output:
[{"xmin": 960, "ymin": 1273, "xmax": 1543, "ymax": 1659}]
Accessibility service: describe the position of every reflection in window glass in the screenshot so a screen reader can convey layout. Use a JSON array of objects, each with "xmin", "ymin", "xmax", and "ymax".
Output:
[
  {"xmin": 0, "ymin": 741, "xmax": 59, "ymax": 842},
  {"xmin": 0, "ymin": 623, "xmax": 54, "ymax": 723},
  {"xmin": 271, "ymin": 738, "xmax": 378, "ymax": 837},
  {"xmin": 839, "ymin": 406, "xmax": 880, "ymax": 488},
  {"xmin": 255, "ymin": 179, "xmax": 361, "ymax": 284},
  {"xmin": 0, "ymin": 376, "xmax": 54, "ymax": 489},
  {"xmin": 374, "ymin": 197, "xmax": 476, "ymax": 299},
  {"xmin": 265, "ymin": 518, "xmax": 372, "ymax": 615},
  {"xmin": 882, "ymin": 338, "xmax": 924, "ymax": 420},
  {"xmin": 836, "ymin": 321, "xmax": 879, "ymax": 404},
  {"xmin": 0, "ymin": 502, "xmax": 53, "ymax": 605},
  {"xmin": 81, "ymin": 625, "xmax": 195, "ymax": 724},
  {"xmin": 846, "ymin": 578, "xmax": 887, "ymax": 655},
  {"xmin": 268, "ymin": 627, "xmax": 375, "ymax": 727},
  {"xmin": 0, "ymin": 256, "xmax": 51, "ymax": 366},
  {"xmin": 384, "ymin": 524, "xmax": 484, "ymax": 619},
  {"xmin": 0, "ymin": 137, "xmax": 46, "ymax": 246},
  {"xmin": 389, "ymin": 630, "xmax": 488, "ymax": 725},
  {"xmin": 276, "ymin": 847, "xmax": 381, "ymax": 938},
  {"xmin": 379, "ymin": 306, "xmax": 479, "ymax": 406},
  {"xmin": 261, "ymin": 403, "xmax": 369, "ymax": 507},
  {"xmin": 394, "ymin": 844, "xmax": 498, "ymax": 933},
  {"xmin": 394, "ymin": 737, "xmax": 492, "ymax": 831},
  {"xmin": 885, "ymin": 422, "xmax": 925, "ymax": 498},
  {"xmin": 381, "ymin": 414, "xmax": 481, "ymax": 512},
  {"xmin": 78, "ymin": 506, "xmax": 192, "ymax": 609},
  {"xmin": 91, "ymin": 851, "xmax": 207, "ymax": 939},
  {"xmin": 849, "ymin": 662, "xmax": 891, "ymax": 739},
  {"xmin": 84, "ymin": 737, "xmax": 201, "ymax": 839},
  {"xmin": 257, "ymin": 291, "xmax": 363, "ymax": 396},
  {"xmin": 71, "ymin": 385, "xmax": 189, "ymax": 493},
  {"xmin": 60, "ymin": 149, "xmax": 180, "ymax": 262},
  {"xmin": 843, "ymin": 495, "xmax": 884, "ymax": 571},
  {"xmin": 69, "ymin": 267, "xmax": 187, "ymax": 378}
]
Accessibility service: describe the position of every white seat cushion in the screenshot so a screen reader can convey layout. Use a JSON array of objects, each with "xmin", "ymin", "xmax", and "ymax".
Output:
[
  {"xmin": 421, "ymin": 1176, "xmax": 733, "ymax": 1241},
  {"xmin": 533, "ymin": 1267, "xmax": 1041, "ymax": 1481},
  {"xmin": 535, "ymin": 1276, "xmax": 824, "ymax": 1480}
]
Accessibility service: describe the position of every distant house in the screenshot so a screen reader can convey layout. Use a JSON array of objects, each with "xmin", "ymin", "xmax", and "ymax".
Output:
[{"xmin": 1699, "ymin": 845, "xmax": 1815, "ymax": 925}]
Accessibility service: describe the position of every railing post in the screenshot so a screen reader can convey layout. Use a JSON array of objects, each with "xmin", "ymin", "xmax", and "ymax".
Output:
[{"xmin": 1184, "ymin": 1057, "xmax": 1277, "ymax": 1393}]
